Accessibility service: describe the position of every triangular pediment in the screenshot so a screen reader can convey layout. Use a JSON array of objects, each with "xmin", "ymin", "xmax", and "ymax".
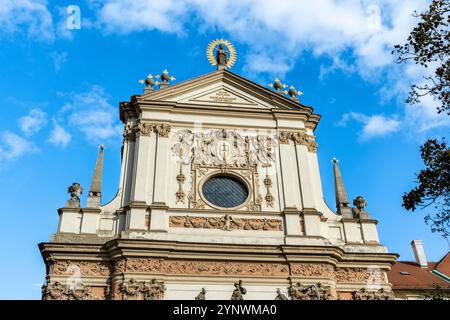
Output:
[
  {"xmin": 140, "ymin": 69, "xmax": 311, "ymax": 111},
  {"xmin": 188, "ymin": 86, "xmax": 259, "ymax": 106}
]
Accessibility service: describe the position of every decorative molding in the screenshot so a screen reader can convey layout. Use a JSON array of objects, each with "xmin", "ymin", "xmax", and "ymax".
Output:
[
  {"xmin": 335, "ymin": 267, "xmax": 375, "ymax": 282},
  {"xmin": 51, "ymin": 260, "xmax": 111, "ymax": 277},
  {"xmin": 277, "ymin": 130, "xmax": 318, "ymax": 153},
  {"xmin": 353, "ymin": 288, "xmax": 395, "ymax": 300},
  {"xmin": 42, "ymin": 282, "xmax": 94, "ymax": 300},
  {"xmin": 136, "ymin": 122, "xmax": 152, "ymax": 137},
  {"xmin": 127, "ymin": 121, "xmax": 172, "ymax": 139},
  {"xmin": 263, "ymin": 167, "xmax": 274, "ymax": 207},
  {"xmin": 175, "ymin": 163, "xmax": 186, "ymax": 204},
  {"xmin": 119, "ymin": 258, "xmax": 290, "ymax": 276},
  {"xmin": 154, "ymin": 123, "xmax": 171, "ymax": 137},
  {"xmin": 123, "ymin": 122, "xmax": 136, "ymax": 141},
  {"xmin": 169, "ymin": 215, "xmax": 283, "ymax": 231},
  {"xmin": 120, "ymin": 279, "xmax": 166, "ymax": 300},
  {"xmin": 291, "ymin": 263, "xmax": 335, "ymax": 278}
]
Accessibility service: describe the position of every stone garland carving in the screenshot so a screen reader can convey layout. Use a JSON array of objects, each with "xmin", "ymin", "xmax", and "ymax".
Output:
[
  {"xmin": 116, "ymin": 258, "xmax": 290, "ymax": 276},
  {"xmin": 51, "ymin": 260, "xmax": 111, "ymax": 277},
  {"xmin": 169, "ymin": 215, "xmax": 283, "ymax": 231},
  {"xmin": 263, "ymin": 170, "xmax": 274, "ymax": 207},
  {"xmin": 334, "ymin": 267, "xmax": 375, "ymax": 282},
  {"xmin": 288, "ymin": 282, "xmax": 333, "ymax": 300},
  {"xmin": 123, "ymin": 122, "xmax": 171, "ymax": 141},
  {"xmin": 175, "ymin": 163, "xmax": 186, "ymax": 204},
  {"xmin": 154, "ymin": 123, "xmax": 171, "ymax": 137},
  {"xmin": 291, "ymin": 263, "xmax": 335, "ymax": 278},
  {"xmin": 120, "ymin": 278, "xmax": 166, "ymax": 300},
  {"xmin": 42, "ymin": 282, "xmax": 94, "ymax": 300},
  {"xmin": 136, "ymin": 122, "xmax": 153, "ymax": 137},
  {"xmin": 113, "ymin": 259, "xmax": 127, "ymax": 274},
  {"xmin": 278, "ymin": 130, "xmax": 318, "ymax": 153},
  {"xmin": 123, "ymin": 122, "xmax": 136, "ymax": 141},
  {"xmin": 353, "ymin": 288, "xmax": 395, "ymax": 300}
]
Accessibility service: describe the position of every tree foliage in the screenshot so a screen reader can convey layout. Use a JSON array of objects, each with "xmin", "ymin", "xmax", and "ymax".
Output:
[
  {"xmin": 393, "ymin": 0, "xmax": 450, "ymax": 114},
  {"xmin": 402, "ymin": 139, "xmax": 450, "ymax": 238}
]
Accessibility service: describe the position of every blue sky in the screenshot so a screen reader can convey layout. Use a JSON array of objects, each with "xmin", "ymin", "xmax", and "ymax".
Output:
[{"xmin": 0, "ymin": 0, "xmax": 449, "ymax": 299}]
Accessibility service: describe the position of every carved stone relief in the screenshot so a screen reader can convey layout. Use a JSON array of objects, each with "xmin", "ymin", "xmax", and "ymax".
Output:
[
  {"xmin": 278, "ymin": 130, "xmax": 318, "ymax": 152},
  {"xmin": 120, "ymin": 278, "xmax": 166, "ymax": 300},
  {"xmin": 51, "ymin": 260, "xmax": 111, "ymax": 277},
  {"xmin": 42, "ymin": 282, "xmax": 95, "ymax": 300},
  {"xmin": 169, "ymin": 215, "xmax": 283, "ymax": 231},
  {"xmin": 288, "ymin": 282, "xmax": 333, "ymax": 300},
  {"xmin": 353, "ymin": 288, "xmax": 395, "ymax": 300},
  {"xmin": 171, "ymin": 129, "xmax": 278, "ymax": 211}
]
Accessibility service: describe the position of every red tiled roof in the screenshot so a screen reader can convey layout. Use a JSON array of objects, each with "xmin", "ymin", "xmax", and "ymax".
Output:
[
  {"xmin": 388, "ymin": 261, "xmax": 450, "ymax": 290},
  {"xmin": 434, "ymin": 252, "xmax": 450, "ymax": 277}
]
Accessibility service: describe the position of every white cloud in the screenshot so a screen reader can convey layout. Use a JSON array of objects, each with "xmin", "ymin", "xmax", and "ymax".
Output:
[
  {"xmin": 0, "ymin": 131, "xmax": 39, "ymax": 162},
  {"xmin": 91, "ymin": 0, "xmax": 450, "ymax": 136},
  {"xmin": 48, "ymin": 120, "xmax": 71, "ymax": 148},
  {"xmin": 0, "ymin": 0, "xmax": 54, "ymax": 41},
  {"xmin": 59, "ymin": 85, "xmax": 122, "ymax": 143},
  {"xmin": 96, "ymin": 0, "xmax": 189, "ymax": 34},
  {"xmin": 92, "ymin": 1, "xmax": 427, "ymax": 73},
  {"xmin": 338, "ymin": 112, "xmax": 401, "ymax": 141},
  {"xmin": 18, "ymin": 108, "xmax": 48, "ymax": 136}
]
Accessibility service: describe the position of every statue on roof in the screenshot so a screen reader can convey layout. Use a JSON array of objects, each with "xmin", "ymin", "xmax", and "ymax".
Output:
[
  {"xmin": 216, "ymin": 44, "xmax": 228, "ymax": 66},
  {"xmin": 207, "ymin": 38, "xmax": 237, "ymax": 70},
  {"xmin": 352, "ymin": 195, "xmax": 371, "ymax": 219},
  {"xmin": 67, "ymin": 182, "xmax": 83, "ymax": 208}
]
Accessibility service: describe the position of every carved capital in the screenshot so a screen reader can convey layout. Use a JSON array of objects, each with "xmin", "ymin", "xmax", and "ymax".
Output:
[
  {"xmin": 136, "ymin": 122, "xmax": 152, "ymax": 137},
  {"xmin": 154, "ymin": 123, "xmax": 171, "ymax": 137},
  {"xmin": 120, "ymin": 278, "xmax": 166, "ymax": 300},
  {"xmin": 42, "ymin": 282, "xmax": 94, "ymax": 300}
]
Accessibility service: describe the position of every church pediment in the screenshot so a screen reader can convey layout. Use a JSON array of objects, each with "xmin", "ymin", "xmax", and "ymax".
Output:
[
  {"xmin": 186, "ymin": 87, "xmax": 259, "ymax": 106},
  {"xmin": 140, "ymin": 70, "xmax": 310, "ymax": 111}
]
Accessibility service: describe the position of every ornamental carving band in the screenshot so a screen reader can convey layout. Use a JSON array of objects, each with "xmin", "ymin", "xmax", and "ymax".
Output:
[
  {"xmin": 119, "ymin": 258, "xmax": 290, "ymax": 276},
  {"xmin": 51, "ymin": 260, "xmax": 111, "ymax": 277},
  {"xmin": 278, "ymin": 130, "xmax": 318, "ymax": 152},
  {"xmin": 170, "ymin": 215, "xmax": 283, "ymax": 231}
]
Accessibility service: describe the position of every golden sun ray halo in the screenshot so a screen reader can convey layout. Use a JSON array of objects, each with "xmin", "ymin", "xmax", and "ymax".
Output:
[{"xmin": 206, "ymin": 38, "xmax": 237, "ymax": 68}]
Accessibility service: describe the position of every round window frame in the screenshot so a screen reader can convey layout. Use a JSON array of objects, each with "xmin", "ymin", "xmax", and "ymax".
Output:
[{"xmin": 199, "ymin": 171, "xmax": 251, "ymax": 210}]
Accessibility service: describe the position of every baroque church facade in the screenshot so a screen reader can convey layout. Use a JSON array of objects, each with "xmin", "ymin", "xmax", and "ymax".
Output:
[{"xmin": 39, "ymin": 41, "xmax": 398, "ymax": 300}]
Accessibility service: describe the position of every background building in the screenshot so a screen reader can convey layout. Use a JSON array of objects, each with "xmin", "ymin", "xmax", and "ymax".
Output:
[{"xmin": 388, "ymin": 240, "xmax": 450, "ymax": 299}]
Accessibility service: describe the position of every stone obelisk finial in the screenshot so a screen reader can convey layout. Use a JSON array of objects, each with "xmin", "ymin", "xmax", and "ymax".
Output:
[
  {"xmin": 332, "ymin": 158, "xmax": 352, "ymax": 218},
  {"xmin": 86, "ymin": 145, "xmax": 104, "ymax": 208}
]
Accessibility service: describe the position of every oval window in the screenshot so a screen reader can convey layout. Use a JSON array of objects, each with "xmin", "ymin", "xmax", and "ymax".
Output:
[{"xmin": 202, "ymin": 175, "xmax": 249, "ymax": 208}]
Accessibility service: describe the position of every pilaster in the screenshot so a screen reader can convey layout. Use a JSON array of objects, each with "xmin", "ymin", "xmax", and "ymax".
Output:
[{"xmin": 278, "ymin": 138, "xmax": 302, "ymax": 210}]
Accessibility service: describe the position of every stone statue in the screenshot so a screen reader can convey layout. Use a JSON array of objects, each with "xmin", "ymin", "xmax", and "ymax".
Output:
[
  {"xmin": 67, "ymin": 182, "xmax": 83, "ymax": 208},
  {"xmin": 352, "ymin": 196, "xmax": 371, "ymax": 219},
  {"xmin": 275, "ymin": 288, "xmax": 288, "ymax": 300},
  {"xmin": 195, "ymin": 288, "xmax": 207, "ymax": 300},
  {"xmin": 289, "ymin": 282, "xmax": 332, "ymax": 300},
  {"xmin": 289, "ymin": 282, "xmax": 309, "ymax": 300},
  {"xmin": 231, "ymin": 280, "xmax": 246, "ymax": 300},
  {"xmin": 216, "ymin": 44, "xmax": 228, "ymax": 66}
]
